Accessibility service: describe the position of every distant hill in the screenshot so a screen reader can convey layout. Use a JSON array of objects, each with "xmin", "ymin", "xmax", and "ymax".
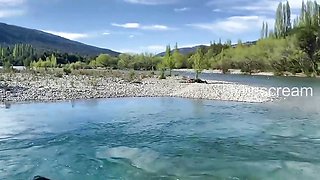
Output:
[
  {"xmin": 157, "ymin": 41, "xmax": 257, "ymax": 56},
  {"xmin": 0, "ymin": 22, "xmax": 120, "ymax": 56},
  {"xmin": 157, "ymin": 46, "xmax": 205, "ymax": 56}
]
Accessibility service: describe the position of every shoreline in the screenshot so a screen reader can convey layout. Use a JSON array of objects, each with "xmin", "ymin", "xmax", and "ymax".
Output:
[
  {"xmin": 173, "ymin": 69, "xmax": 316, "ymax": 78},
  {"xmin": 0, "ymin": 72, "xmax": 277, "ymax": 105},
  {"xmin": 0, "ymin": 95, "xmax": 275, "ymax": 108}
]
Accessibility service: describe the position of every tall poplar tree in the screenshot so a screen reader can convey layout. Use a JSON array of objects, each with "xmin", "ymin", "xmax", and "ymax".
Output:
[
  {"xmin": 192, "ymin": 47, "xmax": 206, "ymax": 79},
  {"xmin": 274, "ymin": 1, "xmax": 291, "ymax": 38},
  {"xmin": 265, "ymin": 22, "xmax": 269, "ymax": 38},
  {"xmin": 275, "ymin": 2, "xmax": 284, "ymax": 38},
  {"xmin": 173, "ymin": 43, "xmax": 185, "ymax": 69},
  {"xmin": 164, "ymin": 45, "xmax": 175, "ymax": 76},
  {"xmin": 261, "ymin": 22, "xmax": 265, "ymax": 39},
  {"xmin": 300, "ymin": 0, "xmax": 306, "ymax": 25},
  {"xmin": 285, "ymin": 1, "xmax": 292, "ymax": 34}
]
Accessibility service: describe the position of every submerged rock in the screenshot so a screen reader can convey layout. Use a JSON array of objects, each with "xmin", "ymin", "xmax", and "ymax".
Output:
[{"xmin": 33, "ymin": 176, "xmax": 51, "ymax": 180}]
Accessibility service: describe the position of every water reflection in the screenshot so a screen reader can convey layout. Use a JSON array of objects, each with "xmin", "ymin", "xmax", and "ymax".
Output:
[
  {"xmin": 70, "ymin": 100, "xmax": 76, "ymax": 108},
  {"xmin": 0, "ymin": 101, "xmax": 11, "ymax": 109}
]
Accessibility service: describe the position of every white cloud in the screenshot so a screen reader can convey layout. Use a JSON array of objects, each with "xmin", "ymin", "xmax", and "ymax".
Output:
[
  {"xmin": 188, "ymin": 15, "xmax": 274, "ymax": 34},
  {"xmin": 286, "ymin": 0, "xmax": 315, "ymax": 9},
  {"xmin": 129, "ymin": 35, "xmax": 135, "ymax": 38},
  {"xmin": 43, "ymin": 30, "xmax": 89, "ymax": 40},
  {"xmin": 232, "ymin": 0, "xmax": 302, "ymax": 12},
  {"xmin": 111, "ymin": 23, "xmax": 140, "ymax": 29},
  {"xmin": 174, "ymin": 7, "xmax": 190, "ymax": 12},
  {"xmin": 0, "ymin": 0, "xmax": 25, "ymax": 7},
  {"xmin": 142, "ymin": 25, "xmax": 169, "ymax": 30},
  {"xmin": 0, "ymin": 0, "xmax": 26, "ymax": 18},
  {"xmin": 123, "ymin": 0, "xmax": 177, "ymax": 5},
  {"xmin": 102, "ymin": 32, "xmax": 111, "ymax": 35},
  {"xmin": 112, "ymin": 22, "xmax": 172, "ymax": 31},
  {"xmin": 231, "ymin": 1, "xmax": 278, "ymax": 12},
  {"xmin": 212, "ymin": 9, "xmax": 222, "ymax": 12},
  {"xmin": 229, "ymin": 16, "xmax": 260, "ymax": 21},
  {"xmin": 208, "ymin": 0, "xmax": 318, "ymax": 15},
  {"xmin": 0, "ymin": 9, "xmax": 24, "ymax": 18}
]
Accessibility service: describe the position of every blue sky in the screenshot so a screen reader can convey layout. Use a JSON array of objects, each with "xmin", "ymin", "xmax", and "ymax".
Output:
[{"xmin": 0, "ymin": 0, "xmax": 311, "ymax": 53}]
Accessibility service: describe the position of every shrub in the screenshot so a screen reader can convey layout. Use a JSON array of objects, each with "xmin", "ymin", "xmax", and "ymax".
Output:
[
  {"xmin": 129, "ymin": 70, "xmax": 136, "ymax": 81},
  {"xmin": 63, "ymin": 67, "xmax": 72, "ymax": 75},
  {"xmin": 159, "ymin": 70, "xmax": 166, "ymax": 79}
]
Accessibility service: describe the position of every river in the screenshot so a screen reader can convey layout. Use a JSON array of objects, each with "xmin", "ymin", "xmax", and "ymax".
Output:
[{"xmin": 0, "ymin": 73, "xmax": 319, "ymax": 179}]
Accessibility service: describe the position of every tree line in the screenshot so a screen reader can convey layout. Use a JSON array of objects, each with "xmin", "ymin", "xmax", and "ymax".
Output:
[
  {"xmin": 211, "ymin": 0, "xmax": 320, "ymax": 77},
  {"xmin": 0, "ymin": 44, "xmax": 89, "ymax": 69},
  {"xmin": 0, "ymin": 42, "xmax": 228, "ymax": 77}
]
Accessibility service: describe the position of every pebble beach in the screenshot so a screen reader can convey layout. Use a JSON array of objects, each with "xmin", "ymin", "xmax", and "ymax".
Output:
[{"xmin": 0, "ymin": 72, "xmax": 276, "ymax": 104}]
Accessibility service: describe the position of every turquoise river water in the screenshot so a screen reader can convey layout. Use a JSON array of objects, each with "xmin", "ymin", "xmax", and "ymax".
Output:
[{"xmin": 0, "ymin": 74, "xmax": 320, "ymax": 180}]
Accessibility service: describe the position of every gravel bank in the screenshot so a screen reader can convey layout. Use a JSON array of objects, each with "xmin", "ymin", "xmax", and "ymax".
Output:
[{"xmin": 0, "ymin": 73, "xmax": 276, "ymax": 104}]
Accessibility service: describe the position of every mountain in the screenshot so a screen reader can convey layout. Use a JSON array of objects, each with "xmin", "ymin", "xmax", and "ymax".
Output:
[
  {"xmin": 0, "ymin": 22, "xmax": 120, "ymax": 56},
  {"xmin": 157, "ymin": 41, "xmax": 257, "ymax": 56}
]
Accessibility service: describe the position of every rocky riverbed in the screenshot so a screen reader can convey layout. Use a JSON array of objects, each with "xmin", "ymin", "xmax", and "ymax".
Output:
[{"xmin": 0, "ymin": 72, "xmax": 276, "ymax": 104}]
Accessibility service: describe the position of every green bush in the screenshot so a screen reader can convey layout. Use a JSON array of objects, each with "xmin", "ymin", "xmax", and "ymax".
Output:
[
  {"xmin": 159, "ymin": 70, "xmax": 166, "ymax": 79},
  {"xmin": 129, "ymin": 70, "xmax": 136, "ymax": 81},
  {"xmin": 63, "ymin": 67, "xmax": 72, "ymax": 75}
]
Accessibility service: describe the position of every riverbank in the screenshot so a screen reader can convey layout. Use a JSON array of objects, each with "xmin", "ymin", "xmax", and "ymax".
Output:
[
  {"xmin": 174, "ymin": 69, "xmax": 312, "ymax": 77},
  {"xmin": 0, "ymin": 72, "xmax": 276, "ymax": 104}
]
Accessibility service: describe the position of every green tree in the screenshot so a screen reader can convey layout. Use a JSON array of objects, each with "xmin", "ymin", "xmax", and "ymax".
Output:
[
  {"xmin": 226, "ymin": 39, "xmax": 232, "ymax": 46},
  {"xmin": 89, "ymin": 60, "xmax": 97, "ymax": 68},
  {"xmin": 173, "ymin": 43, "xmax": 185, "ymax": 68},
  {"xmin": 274, "ymin": 2, "xmax": 291, "ymax": 38},
  {"xmin": 300, "ymin": 0, "xmax": 306, "ymax": 25},
  {"xmin": 118, "ymin": 53, "xmax": 133, "ymax": 69},
  {"xmin": 157, "ymin": 60, "xmax": 166, "ymax": 79},
  {"xmin": 95, "ymin": 54, "xmax": 117, "ymax": 69},
  {"xmin": 295, "ymin": 25, "xmax": 320, "ymax": 76},
  {"xmin": 285, "ymin": 1, "xmax": 292, "ymax": 34},
  {"xmin": 164, "ymin": 45, "xmax": 175, "ymax": 76},
  {"xmin": 3, "ymin": 60, "xmax": 12, "ymax": 72},
  {"xmin": 50, "ymin": 54, "xmax": 57, "ymax": 68},
  {"xmin": 96, "ymin": 54, "xmax": 110, "ymax": 67},
  {"xmin": 261, "ymin": 22, "xmax": 265, "ymax": 39},
  {"xmin": 23, "ymin": 57, "xmax": 33, "ymax": 68},
  {"xmin": 275, "ymin": 2, "xmax": 284, "ymax": 38},
  {"xmin": 191, "ymin": 47, "xmax": 206, "ymax": 79}
]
